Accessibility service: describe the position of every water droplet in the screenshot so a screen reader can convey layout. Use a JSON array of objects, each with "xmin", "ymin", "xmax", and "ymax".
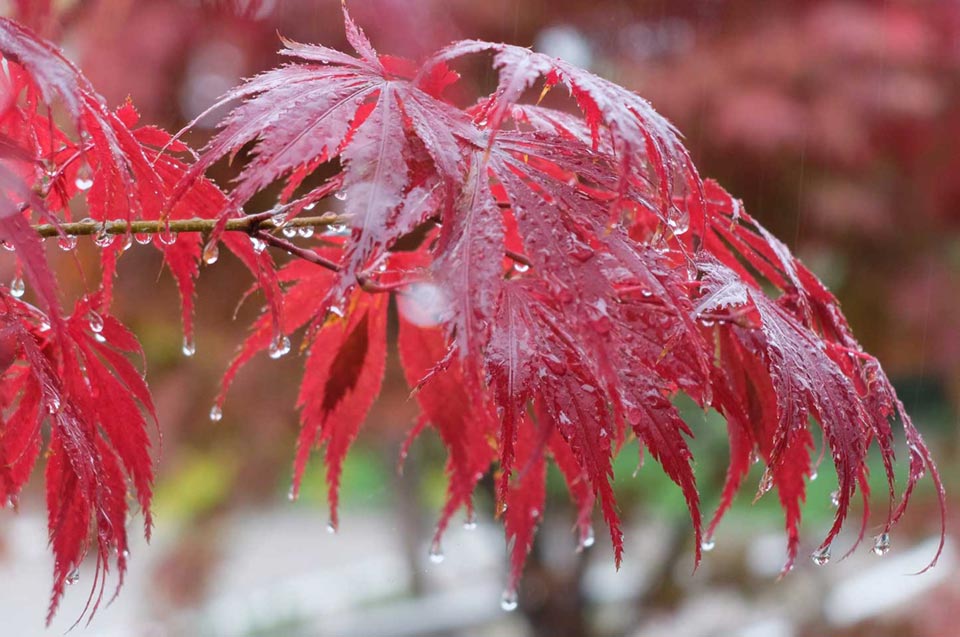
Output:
[
  {"xmin": 122, "ymin": 234, "xmax": 133, "ymax": 252},
  {"xmin": 287, "ymin": 486, "xmax": 298, "ymax": 502},
  {"xmin": 121, "ymin": 549, "xmax": 130, "ymax": 560},
  {"xmin": 75, "ymin": 177, "xmax": 93, "ymax": 191},
  {"xmin": 269, "ymin": 335, "xmax": 291, "ymax": 359},
  {"xmin": 134, "ymin": 233, "xmax": 151, "ymax": 245},
  {"xmin": 809, "ymin": 470, "xmax": 818, "ymax": 481},
  {"xmin": 872, "ymin": 532, "xmax": 890, "ymax": 556},
  {"xmin": 464, "ymin": 513, "xmax": 477, "ymax": 531},
  {"xmin": 304, "ymin": 202, "xmax": 317, "ymax": 211},
  {"xmin": 326, "ymin": 521, "xmax": 337, "ymax": 534},
  {"xmin": 757, "ymin": 468, "xmax": 774, "ymax": 497},
  {"xmin": 500, "ymin": 589, "xmax": 518, "ymax": 611},
  {"xmin": 202, "ymin": 242, "xmax": 219, "ymax": 265},
  {"xmin": 750, "ymin": 449, "xmax": 760, "ymax": 465},
  {"xmin": 701, "ymin": 536, "xmax": 716, "ymax": 552},
  {"xmin": 66, "ymin": 568, "xmax": 80, "ymax": 584},
  {"xmin": 94, "ymin": 332, "xmax": 106, "ymax": 343},
  {"xmin": 58, "ymin": 235, "xmax": 77, "ymax": 251},
  {"xmin": 513, "ymin": 262, "xmax": 530, "ymax": 273},
  {"xmin": 250, "ymin": 236, "xmax": 266, "ymax": 254},
  {"xmin": 582, "ymin": 525, "xmax": 596, "ymax": 548},
  {"xmin": 158, "ymin": 225, "xmax": 176, "ymax": 246},
  {"xmin": 46, "ymin": 396, "xmax": 61, "ymax": 413},
  {"xmin": 298, "ymin": 226, "xmax": 315, "ymax": 239},
  {"xmin": 811, "ymin": 545, "xmax": 831, "ymax": 566},
  {"xmin": 334, "ymin": 190, "xmax": 347, "ymax": 201},
  {"xmin": 428, "ymin": 541, "xmax": 445, "ymax": 564},
  {"xmin": 698, "ymin": 316, "xmax": 715, "ymax": 327},
  {"xmin": 181, "ymin": 336, "xmax": 196, "ymax": 357},
  {"xmin": 1, "ymin": 240, "xmax": 14, "ymax": 252},
  {"xmin": 830, "ymin": 490, "xmax": 840, "ymax": 508},
  {"xmin": 10, "ymin": 276, "xmax": 25, "ymax": 298},
  {"xmin": 93, "ymin": 224, "xmax": 114, "ymax": 248},
  {"xmin": 209, "ymin": 405, "xmax": 223, "ymax": 423},
  {"xmin": 324, "ymin": 224, "xmax": 349, "ymax": 237},
  {"xmin": 282, "ymin": 225, "xmax": 298, "ymax": 238},
  {"xmin": 328, "ymin": 303, "xmax": 345, "ymax": 319},
  {"xmin": 87, "ymin": 311, "xmax": 104, "ymax": 333}
]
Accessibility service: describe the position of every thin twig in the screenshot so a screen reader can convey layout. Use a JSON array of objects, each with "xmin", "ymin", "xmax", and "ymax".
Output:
[
  {"xmin": 254, "ymin": 230, "xmax": 341, "ymax": 272},
  {"xmin": 31, "ymin": 213, "xmax": 344, "ymax": 238}
]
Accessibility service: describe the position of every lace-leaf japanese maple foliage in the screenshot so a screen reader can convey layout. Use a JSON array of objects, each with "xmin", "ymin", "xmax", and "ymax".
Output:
[{"xmin": 0, "ymin": 6, "xmax": 945, "ymax": 624}]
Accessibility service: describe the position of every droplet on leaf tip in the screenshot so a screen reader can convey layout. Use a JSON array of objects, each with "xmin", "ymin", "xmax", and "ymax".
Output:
[
  {"xmin": 809, "ymin": 470, "xmax": 818, "ymax": 481},
  {"xmin": 268, "ymin": 335, "xmax": 291, "ymax": 359},
  {"xmin": 304, "ymin": 202, "xmax": 316, "ymax": 211},
  {"xmin": 513, "ymin": 262, "xmax": 530, "ymax": 273},
  {"xmin": 464, "ymin": 513, "xmax": 477, "ymax": 531},
  {"xmin": 58, "ymin": 235, "xmax": 77, "ymax": 251},
  {"xmin": 75, "ymin": 177, "xmax": 93, "ymax": 191},
  {"xmin": 428, "ymin": 541, "xmax": 445, "ymax": 564},
  {"xmin": 209, "ymin": 405, "xmax": 223, "ymax": 423},
  {"xmin": 500, "ymin": 589, "xmax": 518, "ymax": 611},
  {"xmin": 811, "ymin": 546, "xmax": 831, "ymax": 566},
  {"xmin": 181, "ymin": 336, "xmax": 196, "ymax": 357},
  {"xmin": 10, "ymin": 276, "xmax": 25, "ymax": 298},
  {"xmin": 66, "ymin": 569, "xmax": 79, "ymax": 585},
  {"xmin": 287, "ymin": 486, "xmax": 298, "ymax": 502},
  {"xmin": 250, "ymin": 236, "xmax": 267, "ymax": 254},
  {"xmin": 579, "ymin": 525, "xmax": 595, "ymax": 550},
  {"xmin": 87, "ymin": 311, "xmax": 104, "ymax": 333},
  {"xmin": 326, "ymin": 521, "xmax": 337, "ymax": 534},
  {"xmin": 872, "ymin": 533, "xmax": 891, "ymax": 556},
  {"xmin": 334, "ymin": 190, "xmax": 347, "ymax": 201},
  {"xmin": 830, "ymin": 490, "xmax": 840, "ymax": 508},
  {"xmin": 701, "ymin": 536, "xmax": 716, "ymax": 552}
]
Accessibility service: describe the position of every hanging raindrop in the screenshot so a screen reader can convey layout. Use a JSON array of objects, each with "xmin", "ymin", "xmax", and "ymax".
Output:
[
  {"xmin": 428, "ymin": 541, "xmax": 445, "ymax": 564},
  {"xmin": 250, "ymin": 236, "xmax": 266, "ymax": 253},
  {"xmin": 87, "ymin": 311, "xmax": 104, "ymax": 333},
  {"xmin": 811, "ymin": 545, "xmax": 831, "ymax": 566},
  {"xmin": 75, "ymin": 177, "xmax": 93, "ymax": 191},
  {"xmin": 701, "ymin": 536, "xmax": 716, "ymax": 552},
  {"xmin": 282, "ymin": 225, "xmax": 298, "ymax": 238},
  {"xmin": 94, "ymin": 224, "xmax": 114, "ymax": 248},
  {"xmin": 134, "ymin": 233, "xmax": 151, "ymax": 245},
  {"xmin": 269, "ymin": 335, "xmax": 291, "ymax": 359},
  {"xmin": 464, "ymin": 512, "xmax": 477, "ymax": 531},
  {"xmin": 158, "ymin": 225, "xmax": 176, "ymax": 246},
  {"xmin": 334, "ymin": 190, "xmax": 347, "ymax": 201},
  {"xmin": 66, "ymin": 569, "xmax": 80, "ymax": 585},
  {"xmin": 10, "ymin": 276, "xmax": 25, "ymax": 298},
  {"xmin": 202, "ymin": 242, "xmax": 219, "ymax": 265},
  {"xmin": 58, "ymin": 235, "xmax": 78, "ymax": 251},
  {"xmin": 500, "ymin": 589, "xmax": 518, "ymax": 612},
  {"xmin": 298, "ymin": 226, "xmax": 315, "ymax": 239},
  {"xmin": 181, "ymin": 336, "xmax": 196, "ymax": 357},
  {"xmin": 581, "ymin": 525, "xmax": 596, "ymax": 549},
  {"xmin": 872, "ymin": 533, "xmax": 891, "ymax": 556},
  {"xmin": 209, "ymin": 405, "xmax": 223, "ymax": 423},
  {"xmin": 830, "ymin": 490, "xmax": 840, "ymax": 508}
]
